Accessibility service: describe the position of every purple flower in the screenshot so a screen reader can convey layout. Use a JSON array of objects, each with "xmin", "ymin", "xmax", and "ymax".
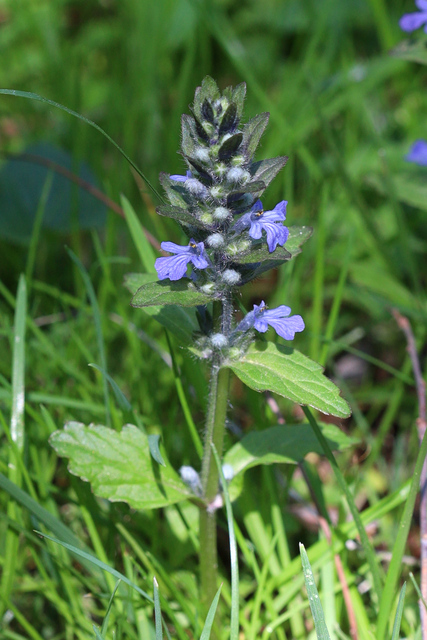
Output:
[
  {"xmin": 155, "ymin": 239, "xmax": 209, "ymax": 281},
  {"xmin": 170, "ymin": 170, "xmax": 193, "ymax": 182},
  {"xmin": 234, "ymin": 200, "xmax": 289, "ymax": 253},
  {"xmin": 237, "ymin": 301, "xmax": 304, "ymax": 341},
  {"xmin": 405, "ymin": 139, "xmax": 427, "ymax": 166},
  {"xmin": 399, "ymin": 0, "xmax": 427, "ymax": 32}
]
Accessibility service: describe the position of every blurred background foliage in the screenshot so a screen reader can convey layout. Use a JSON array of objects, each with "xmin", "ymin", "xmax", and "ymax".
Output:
[{"xmin": 0, "ymin": 0, "xmax": 427, "ymax": 638}]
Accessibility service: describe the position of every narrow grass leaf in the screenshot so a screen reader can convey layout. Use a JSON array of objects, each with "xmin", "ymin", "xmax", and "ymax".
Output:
[
  {"xmin": 101, "ymin": 579, "xmax": 121, "ymax": 635},
  {"xmin": 89, "ymin": 363, "xmax": 132, "ymax": 412},
  {"xmin": 121, "ymin": 194, "xmax": 157, "ymax": 273},
  {"xmin": 93, "ymin": 626, "xmax": 105, "ymax": 640},
  {"xmin": 211, "ymin": 444, "xmax": 239, "ymax": 640},
  {"xmin": 409, "ymin": 572, "xmax": 427, "ymax": 612},
  {"xmin": 377, "ymin": 422, "xmax": 427, "ymax": 640},
  {"xmin": 26, "ymin": 172, "xmax": 53, "ymax": 284},
  {"xmin": 36, "ymin": 531, "xmax": 152, "ymax": 602},
  {"xmin": 0, "ymin": 89, "xmax": 163, "ymax": 202},
  {"xmin": 300, "ymin": 543, "xmax": 331, "ymax": 640},
  {"xmin": 153, "ymin": 577, "xmax": 163, "ymax": 640},
  {"xmin": 391, "ymin": 583, "xmax": 406, "ymax": 640},
  {"xmin": 10, "ymin": 274, "xmax": 26, "ymax": 452},
  {"xmin": 199, "ymin": 586, "xmax": 222, "ymax": 640},
  {"xmin": 66, "ymin": 247, "xmax": 110, "ymax": 426}
]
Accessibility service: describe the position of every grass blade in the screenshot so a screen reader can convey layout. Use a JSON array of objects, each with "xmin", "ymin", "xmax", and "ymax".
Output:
[
  {"xmin": 300, "ymin": 543, "xmax": 331, "ymax": 640},
  {"xmin": 200, "ymin": 586, "xmax": 223, "ymax": 640},
  {"xmin": 121, "ymin": 194, "xmax": 157, "ymax": 274},
  {"xmin": 36, "ymin": 531, "xmax": 153, "ymax": 602},
  {"xmin": 153, "ymin": 577, "xmax": 163, "ymax": 640},
  {"xmin": 391, "ymin": 583, "xmax": 406, "ymax": 640},
  {"xmin": 0, "ymin": 88, "xmax": 163, "ymax": 203},
  {"xmin": 66, "ymin": 247, "xmax": 111, "ymax": 426}
]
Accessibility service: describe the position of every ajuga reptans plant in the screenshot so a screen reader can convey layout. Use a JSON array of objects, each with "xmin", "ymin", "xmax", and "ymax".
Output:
[{"xmin": 50, "ymin": 77, "xmax": 350, "ymax": 621}]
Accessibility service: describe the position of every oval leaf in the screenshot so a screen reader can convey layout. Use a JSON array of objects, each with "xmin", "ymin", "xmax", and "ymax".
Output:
[
  {"xmin": 50, "ymin": 422, "xmax": 191, "ymax": 509},
  {"xmin": 224, "ymin": 423, "xmax": 358, "ymax": 477},
  {"xmin": 227, "ymin": 342, "xmax": 351, "ymax": 418},
  {"xmin": 131, "ymin": 278, "xmax": 217, "ymax": 308}
]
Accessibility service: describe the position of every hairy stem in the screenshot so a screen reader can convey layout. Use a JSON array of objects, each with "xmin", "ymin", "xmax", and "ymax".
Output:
[{"xmin": 199, "ymin": 299, "xmax": 232, "ymax": 612}]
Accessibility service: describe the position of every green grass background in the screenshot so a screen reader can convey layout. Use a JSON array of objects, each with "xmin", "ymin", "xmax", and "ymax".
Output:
[{"xmin": 0, "ymin": 0, "xmax": 426, "ymax": 638}]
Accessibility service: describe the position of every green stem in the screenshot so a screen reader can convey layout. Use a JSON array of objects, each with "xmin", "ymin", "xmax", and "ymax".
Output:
[{"xmin": 199, "ymin": 298, "xmax": 232, "ymax": 611}]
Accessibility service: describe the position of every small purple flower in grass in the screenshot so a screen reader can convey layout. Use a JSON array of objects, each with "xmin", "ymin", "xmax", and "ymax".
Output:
[
  {"xmin": 234, "ymin": 199, "xmax": 289, "ymax": 253},
  {"xmin": 155, "ymin": 239, "xmax": 209, "ymax": 281},
  {"xmin": 399, "ymin": 0, "xmax": 427, "ymax": 32},
  {"xmin": 405, "ymin": 140, "xmax": 427, "ymax": 166},
  {"xmin": 237, "ymin": 301, "xmax": 304, "ymax": 341}
]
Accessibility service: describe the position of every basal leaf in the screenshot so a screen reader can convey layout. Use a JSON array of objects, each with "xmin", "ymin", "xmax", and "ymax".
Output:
[
  {"xmin": 300, "ymin": 544, "xmax": 331, "ymax": 640},
  {"xmin": 50, "ymin": 422, "xmax": 191, "ymax": 509},
  {"xmin": 124, "ymin": 273, "xmax": 198, "ymax": 343},
  {"xmin": 227, "ymin": 342, "xmax": 351, "ymax": 418},
  {"xmin": 131, "ymin": 278, "xmax": 217, "ymax": 308},
  {"xmin": 224, "ymin": 423, "xmax": 358, "ymax": 477}
]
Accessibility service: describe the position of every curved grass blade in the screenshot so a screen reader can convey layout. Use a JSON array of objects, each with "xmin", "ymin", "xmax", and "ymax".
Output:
[
  {"xmin": 36, "ymin": 531, "xmax": 152, "ymax": 603},
  {"xmin": 391, "ymin": 583, "xmax": 406, "ymax": 640},
  {"xmin": 148, "ymin": 434, "xmax": 166, "ymax": 467},
  {"xmin": 101, "ymin": 579, "xmax": 121, "ymax": 636},
  {"xmin": 211, "ymin": 443, "xmax": 239, "ymax": 640},
  {"xmin": 0, "ymin": 89, "xmax": 164, "ymax": 203},
  {"xmin": 66, "ymin": 248, "xmax": 110, "ymax": 426},
  {"xmin": 200, "ymin": 585, "xmax": 223, "ymax": 640},
  {"xmin": 300, "ymin": 543, "xmax": 331, "ymax": 640},
  {"xmin": 89, "ymin": 363, "xmax": 132, "ymax": 413},
  {"xmin": 302, "ymin": 407, "xmax": 383, "ymax": 603}
]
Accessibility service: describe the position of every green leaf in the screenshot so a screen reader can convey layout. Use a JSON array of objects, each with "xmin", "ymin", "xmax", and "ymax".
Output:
[
  {"xmin": 230, "ymin": 243, "xmax": 291, "ymax": 265},
  {"xmin": 227, "ymin": 342, "xmax": 351, "ymax": 418},
  {"xmin": 50, "ymin": 422, "xmax": 191, "ymax": 509},
  {"xmin": 242, "ymin": 113, "xmax": 270, "ymax": 157},
  {"xmin": 231, "ymin": 82, "xmax": 246, "ymax": 119},
  {"xmin": 0, "ymin": 143, "xmax": 106, "ymax": 245},
  {"xmin": 124, "ymin": 273, "xmax": 199, "ymax": 344},
  {"xmin": 159, "ymin": 172, "xmax": 189, "ymax": 208},
  {"xmin": 218, "ymin": 133, "xmax": 243, "ymax": 161},
  {"xmin": 250, "ymin": 156, "xmax": 288, "ymax": 188},
  {"xmin": 219, "ymin": 103, "xmax": 238, "ymax": 135},
  {"xmin": 131, "ymin": 278, "xmax": 217, "ymax": 308},
  {"xmin": 300, "ymin": 543, "xmax": 331, "ymax": 640},
  {"xmin": 285, "ymin": 225, "xmax": 313, "ymax": 255},
  {"xmin": 391, "ymin": 36, "xmax": 427, "ymax": 65},
  {"xmin": 148, "ymin": 434, "xmax": 166, "ymax": 467},
  {"xmin": 199, "ymin": 586, "xmax": 222, "ymax": 640},
  {"xmin": 156, "ymin": 205, "xmax": 207, "ymax": 229},
  {"xmin": 181, "ymin": 114, "xmax": 197, "ymax": 157},
  {"xmin": 121, "ymin": 195, "xmax": 156, "ymax": 274},
  {"xmin": 223, "ymin": 424, "xmax": 358, "ymax": 477},
  {"xmin": 391, "ymin": 583, "xmax": 406, "ymax": 640}
]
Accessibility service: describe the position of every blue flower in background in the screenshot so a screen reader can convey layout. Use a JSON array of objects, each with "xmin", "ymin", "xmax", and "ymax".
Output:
[
  {"xmin": 234, "ymin": 199, "xmax": 289, "ymax": 253},
  {"xmin": 405, "ymin": 140, "xmax": 427, "ymax": 166},
  {"xmin": 237, "ymin": 301, "xmax": 304, "ymax": 340},
  {"xmin": 155, "ymin": 240, "xmax": 209, "ymax": 281},
  {"xmin": 399, "ymin": 0, "xmax": 427, "ymax": 32}
]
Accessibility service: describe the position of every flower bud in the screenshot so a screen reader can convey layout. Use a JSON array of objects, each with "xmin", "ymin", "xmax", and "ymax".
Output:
[
  {"xmin": 211, "ymin": 333, "xmax": 228, "ymax": 348},
  {"xmin": 222, "ymin": 269, "xmax": 241, "ymax": 285},
  {"xmin": 222, "ymin": 464, "xmax": 234, "ymax": 482},
  {"xmin": 194, "ymin": 148, "xmax": 211, "ymax": 163},
  {"xmin": 200, "ymin": 283, "xmax": 215, "ymax": 294},
  {"xmin": 200, "ymin": 212, "xmax": 213, "ymax": 224},
  {"xmin": 207, "ymin": 233, "xmax": 225, "ymax": 248},
  {"xmin": 227, "ymin": 167, "xmax": 250, "ymax": 184},
  {"xmin": 231, "ymin": 155, "xmax": 246, "ymax": 167},
  {"xmin": 185, "ymin": 178, "xmax": 208, "ymax": 198},
  {"xmin": 213, "ymin": 206, "xmax": 230, "ymax": 221},
  {"xmin": 210, "ymin": 185, "xmax": 225, "ymax": 199}
]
